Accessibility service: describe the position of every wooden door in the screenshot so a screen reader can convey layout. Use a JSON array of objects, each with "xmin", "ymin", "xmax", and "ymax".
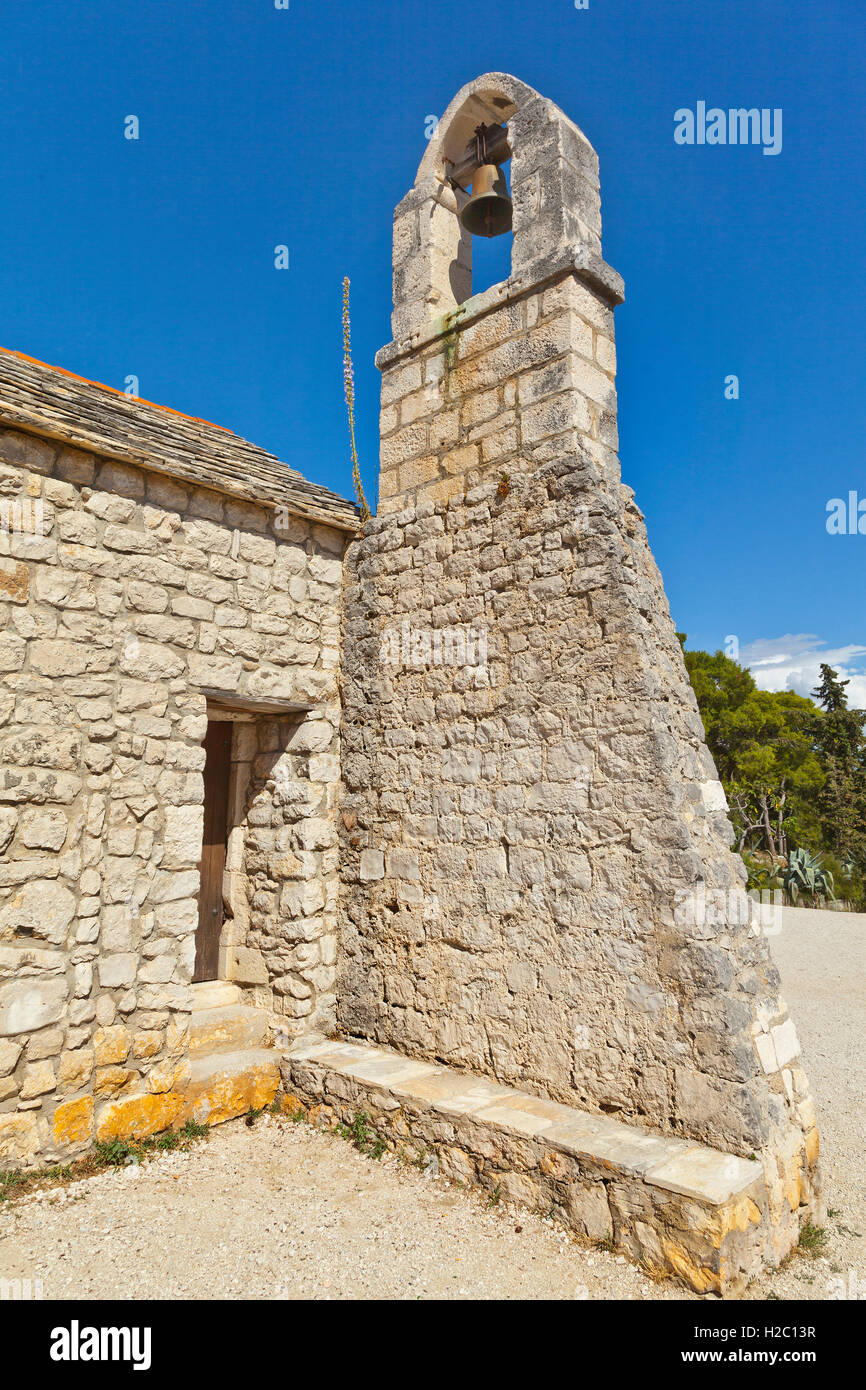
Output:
[{"xmin": 193, "ymin": 720, "xmax": 233, "ymax": 983}]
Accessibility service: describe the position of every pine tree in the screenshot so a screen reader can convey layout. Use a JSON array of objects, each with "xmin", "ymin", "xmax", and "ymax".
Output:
[{"xmin": 811, "ymin": 664, "xmax": 866, "ymax": 865}]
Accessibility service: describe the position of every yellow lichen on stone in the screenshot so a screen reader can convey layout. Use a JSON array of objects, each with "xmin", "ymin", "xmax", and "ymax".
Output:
[
  {"xmin": 53, "ymin": 1096, "xmax": 94, "ymax": 1148},
  {"xmin": 181, "ymin": 1058, "xmax": 279, "ymax": 1127},
  {"xmin": 146, "ymin": 1058, "xmax": 190, "ymax": 1095},
  {"xmin": 661, "ymin": 1237, "xmax": 721, "ymax": 1295},
  {"xmin": 96, "ymin": 1090, "xmax": 185, "ymax": 1142},
  {"xmin": 307, "ymin": 1103, "xmax": 336, "ymax": 1128},
  {"xmin": 93, "ymin": 1026, "xmax": 131, "ymax": 1067},
  {"xmin": 540, "ymin": 1149, "xmax": 571, "ymax": 1180},
  {"xmin": 94, "ymin": 1065, "xmax": 135, "ymax": 1097},
  {"xmin": 279, "ymin": 1093, "xmax": 306, "ymax": 1117},
  {"xmin": 132, "ymin": 1031, "xmax": 163, "ymax": 1059},
  {"xmin": 804, "ymin": 1126, "xmax": 820, "ymax": 1167},
  {"xmin": 706, "ymin": 1189, "xmax": 767, "ymax": 1245}
]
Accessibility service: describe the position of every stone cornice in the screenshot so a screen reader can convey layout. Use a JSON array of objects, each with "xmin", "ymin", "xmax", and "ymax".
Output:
[{"xmin": 376, "ymin": 243, "xmax": 625, "ymax": 372}]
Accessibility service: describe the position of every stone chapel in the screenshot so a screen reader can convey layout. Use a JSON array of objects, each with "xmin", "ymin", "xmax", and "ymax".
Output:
[{"xmin": 0, "ymin": 74, "xmax": 821, "ymax": 1293}]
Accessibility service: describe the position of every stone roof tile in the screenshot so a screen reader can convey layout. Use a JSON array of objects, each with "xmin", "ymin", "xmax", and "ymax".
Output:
[{"xmin": 0, "ymin": 348, "xmax": 360, "ymax": 532}]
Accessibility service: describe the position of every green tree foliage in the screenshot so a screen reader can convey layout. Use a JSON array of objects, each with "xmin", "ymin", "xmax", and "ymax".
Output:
[
  {"xmin": 680, "ymin": 639, "xmax": 866, "ymax": 906},
  {"xmin": 680, "ymin": 642, "xmax": 823, "ymax": 859},
  {"xmin": 810, "ymin": 664, "xmax": 866, "ymax": 865}
]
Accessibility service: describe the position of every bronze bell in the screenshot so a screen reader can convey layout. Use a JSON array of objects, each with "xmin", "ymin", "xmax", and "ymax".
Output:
[{"xmin": 459, "ymin": 163, "xmax": 513, "ymax": 238}]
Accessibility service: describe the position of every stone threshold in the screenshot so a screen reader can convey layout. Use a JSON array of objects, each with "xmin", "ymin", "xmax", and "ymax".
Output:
[{"xmin": 282, "ymin": 1038, "xmax": 774, "ymax": 1295}]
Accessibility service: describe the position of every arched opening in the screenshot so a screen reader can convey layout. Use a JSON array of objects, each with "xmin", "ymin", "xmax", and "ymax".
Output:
[{"xmin": 458, "ymin": 158, "xmax": 513, "ymax": 300}]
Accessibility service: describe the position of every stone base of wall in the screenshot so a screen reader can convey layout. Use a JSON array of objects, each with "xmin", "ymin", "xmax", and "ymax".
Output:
[
  {"xmin": 281, "ymin": 1038, "xmax": 809, "ymax": 1296},
  {"xmin": 0, "ymin": 987, "xmax": 280, "ymax": 1168}
]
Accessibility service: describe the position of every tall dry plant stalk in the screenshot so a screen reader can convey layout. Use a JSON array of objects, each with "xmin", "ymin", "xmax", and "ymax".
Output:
[{"xmin": 342, "ymin": 276, "xmax": 371, "ymax": 521}]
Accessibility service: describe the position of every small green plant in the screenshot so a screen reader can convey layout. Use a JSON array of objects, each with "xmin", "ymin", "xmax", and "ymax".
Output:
[
  {"xmin": 179, "ymin": 1119, "xmax": 209, "ymax": 1140},
  {"xmin": 600, "ymin": 1231, "xmax": 615, "ymax": 1253},
  {"xmin": 798, "ymin": 1221, "xmax": 828, "ymax": 1257},
  {"xmin": 336, "ymin": 1110, "xmax": 387, "ymax": 1160},
  {"xmin": 93, "ymin": 1137, "xmax": 137, "ymax": 1168},
  {"xmin": 0, "ymin": 1168, "xmax": 27, "ymax": 1203},
  {"xmin": 488, "ymin": 1184, "xmax": 502, "ymax": 1207}
]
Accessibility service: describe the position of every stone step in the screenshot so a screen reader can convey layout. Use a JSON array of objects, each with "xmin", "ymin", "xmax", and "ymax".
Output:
[
  {"xmin": 282, "ymin": 1038, "xmax": 773, "ymax": 1296},
  {"xmin": 183, "ymin": 1048, "xmax": 280, "ymax": 1128},
  {"xmin": 190, "ymin": 1004, "xmax": 270, "ymax": 1056},
  {"xmin": 191, "ymin": 981, "xmax": 243, "ymax": 1012}
]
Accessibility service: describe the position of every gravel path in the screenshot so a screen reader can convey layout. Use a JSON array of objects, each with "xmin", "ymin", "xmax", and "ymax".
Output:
[{"xmin": 1, "ymin": 908, "xmax": 862, "ymax": 1301}]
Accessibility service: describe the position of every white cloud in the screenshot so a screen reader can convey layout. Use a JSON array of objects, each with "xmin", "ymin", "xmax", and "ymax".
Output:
[{"xmin": 739, "ymin": 634, "xmax": 866, "ymax": 709}]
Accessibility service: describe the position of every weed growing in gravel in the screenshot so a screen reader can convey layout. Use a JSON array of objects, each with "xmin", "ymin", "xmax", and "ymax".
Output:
[
  {"xmin": 94, "ymin": 1120, "xmax": 209, "ymax": 1168},
  {"xmin": 335, "ymin": 1111, "xmax": 387, "ymax": 1160},
  {"xmin": 0, "ymin": 1120, "xmax": 211, "ymax": 1205},
  {"xmin": 798, "ymin": 1222, "xmax": 828, "ymax": 1257},
  {"xmin": 0, "ymin": 1168, "xmax": 28, "ymax": 1203}
]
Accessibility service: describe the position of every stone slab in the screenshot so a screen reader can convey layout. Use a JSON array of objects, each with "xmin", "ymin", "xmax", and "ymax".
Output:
[
  {"xmin": 289, "ymin": 1039, "xmax": 762, "ymax": 1205},
  {"xmin": 191, "ymin": 981, "xmax": 242, "ymax": 1012},
  {"xmin": 547, "ymin": 1115, "xmax": 692, "ymax": 1178},
  {"xmin": 644, "ymin": 1146, "xmax": 764, "ymax": 1205}
]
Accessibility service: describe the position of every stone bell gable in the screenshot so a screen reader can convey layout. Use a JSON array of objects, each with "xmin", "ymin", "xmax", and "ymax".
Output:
[{"xmin": 339, "ymin": 73, "xmax": 821, "ymax": 1275}]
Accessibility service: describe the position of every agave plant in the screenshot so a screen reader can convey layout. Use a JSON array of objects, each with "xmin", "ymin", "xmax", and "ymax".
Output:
[
  {"xmin": 742, "ymin": 853, "xmax": 784, "ymax": 895},
  {"xmin": 783, "ymin": 848, "xmax": 835, "ymax": 905}
]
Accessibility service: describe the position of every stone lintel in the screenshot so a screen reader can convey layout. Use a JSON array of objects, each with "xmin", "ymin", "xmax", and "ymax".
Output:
[{"xmin": 200, "ymin": 689, "xmax": 313, "ymax": 718}]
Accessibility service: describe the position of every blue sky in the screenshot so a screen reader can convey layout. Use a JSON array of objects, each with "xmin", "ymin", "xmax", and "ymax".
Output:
[{"xmin": 2, "ymin": 1, "xmax": 864, "ymax": 701}]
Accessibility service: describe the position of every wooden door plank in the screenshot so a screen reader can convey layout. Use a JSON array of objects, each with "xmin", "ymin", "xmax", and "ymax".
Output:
[{"xmin": 193, "ymin": 720, "xmax": 233, "ymax": 983}]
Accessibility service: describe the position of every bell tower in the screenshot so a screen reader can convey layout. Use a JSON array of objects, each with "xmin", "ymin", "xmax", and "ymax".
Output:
[
  {"xmin": 339, "ymin": 74, "xmax": 822, "ymax": 1287},
  {"xmin": 377, "ymin": 72, "xmax": 622, "ymax": 513}
]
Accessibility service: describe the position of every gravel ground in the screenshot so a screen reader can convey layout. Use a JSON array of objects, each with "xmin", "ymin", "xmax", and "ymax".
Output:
[{"xmin": 1, "ymin": 907, "xmax": 862, "ymax": 1301}]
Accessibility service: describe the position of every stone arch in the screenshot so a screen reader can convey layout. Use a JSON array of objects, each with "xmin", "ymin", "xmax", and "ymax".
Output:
[{"xmin": 390, "ymin": 72, "xmax": 603, "ymax": 342}]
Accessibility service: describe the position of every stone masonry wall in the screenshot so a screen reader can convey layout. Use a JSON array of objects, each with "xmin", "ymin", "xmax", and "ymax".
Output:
[
  {"xmin": 338, "ymin": 73, "xmax": 822, "ymax": 1259},
  {"xmin": 0, "ymin": 425, "xmax": 343, "ymax": 1169},
  {"xmin": 232, "ymin": 712, "xmax": 339, "ymax": 1034}
]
